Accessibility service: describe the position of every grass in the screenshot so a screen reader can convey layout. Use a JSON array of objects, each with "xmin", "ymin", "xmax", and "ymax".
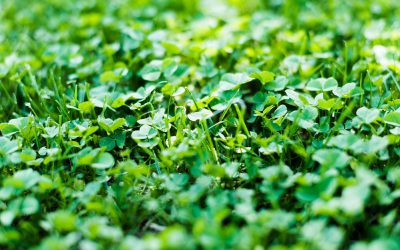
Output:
[{"xmin": 0, "ymin": 0, "xmax": 400, "ymax": 249}]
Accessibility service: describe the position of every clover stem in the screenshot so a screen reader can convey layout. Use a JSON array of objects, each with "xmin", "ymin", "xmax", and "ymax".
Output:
[{"xmin": 201, "ymin": 119, "xmax": 219, "ymax": 164}]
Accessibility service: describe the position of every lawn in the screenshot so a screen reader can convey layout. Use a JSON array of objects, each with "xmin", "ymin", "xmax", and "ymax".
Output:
[{"xmin": 0, "ymin": 0, "xmax": 400, "ymax": 249}]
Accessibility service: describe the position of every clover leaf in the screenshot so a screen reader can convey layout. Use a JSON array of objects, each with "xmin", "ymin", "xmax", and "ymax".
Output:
[
  {"xmin": 306, "ymin": 77, "xmax": 338, "ymax": 91},
  {"xmin": 187, "ymin": 109, "xmax": 213, "ymax": 121},
  {"xmin": 313, "ymin": 149, "xmax": 350, "ymax": 168}
]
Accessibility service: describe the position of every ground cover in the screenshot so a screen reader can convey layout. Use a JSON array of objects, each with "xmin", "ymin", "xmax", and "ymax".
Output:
[{"xmin": 0, "ymin": 0, "xmax": 400, "ymax": 249}]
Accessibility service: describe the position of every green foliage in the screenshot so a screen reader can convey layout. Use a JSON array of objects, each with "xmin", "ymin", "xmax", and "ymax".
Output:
[{"xmin": 1, "ymin": 0, "xmax": 400, "ymax": 249}]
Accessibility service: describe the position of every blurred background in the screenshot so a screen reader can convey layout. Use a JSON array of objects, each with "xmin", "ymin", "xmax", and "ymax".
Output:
[{"xmin": 0, "ymin": 0, "xmax": 399, "ymax": 120}]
